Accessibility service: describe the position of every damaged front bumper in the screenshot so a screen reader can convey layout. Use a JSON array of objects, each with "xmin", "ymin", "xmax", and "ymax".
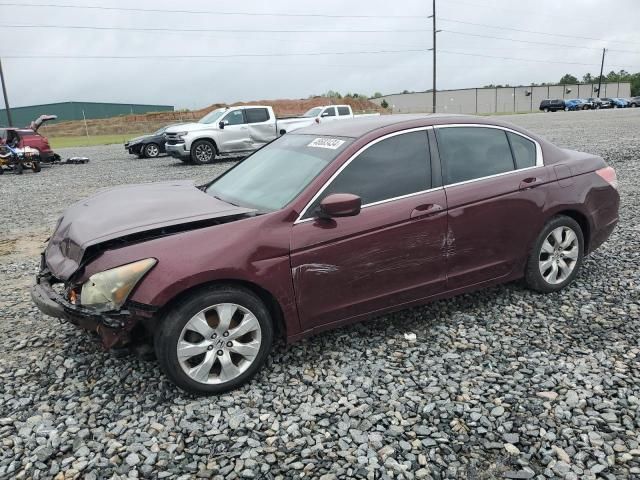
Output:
[
  {"xmin": 165, "ymin": 143, "xmax": 190, "ymax": 159},
  {"xmin": 125, "ymin": 143, "xmax": 143, "ymax": 155},
  {"xmin": 31, "ymin": 270, "xmax": 157, "ymax": 348}
]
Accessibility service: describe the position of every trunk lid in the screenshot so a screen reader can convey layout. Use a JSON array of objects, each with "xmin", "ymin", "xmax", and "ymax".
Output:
[
  {"xmin": 45, "ymin": 181, "xmax": 256, "ymax": 280},
  {"xmin": 29, "ymin": 115, "xmax": 58, "ymax": 132}
]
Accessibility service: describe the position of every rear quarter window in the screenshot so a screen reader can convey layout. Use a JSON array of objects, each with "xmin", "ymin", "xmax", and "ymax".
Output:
[{"xmin": 507, "ymin": 132, "xmax": 537, "ymax": 169}]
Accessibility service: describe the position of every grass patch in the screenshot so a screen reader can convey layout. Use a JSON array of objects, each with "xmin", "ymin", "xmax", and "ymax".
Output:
[{"xmin": 49, "ymin": 134, "xmax": 144, "ymax": 149}]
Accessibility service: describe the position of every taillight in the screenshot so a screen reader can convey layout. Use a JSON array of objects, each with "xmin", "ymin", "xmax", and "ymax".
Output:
[{"xmin": 596, "ymin": 166, "xmax": 618, "ymax": 190}]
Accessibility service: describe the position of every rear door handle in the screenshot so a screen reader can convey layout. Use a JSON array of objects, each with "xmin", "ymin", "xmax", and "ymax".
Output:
[
  {"xmin": 519, "ymin": 177, "xmax": 541, "ymax": 190},
  {"xmin": 411, "ymin": 203, "xmax": 444, "ymax": 219}
]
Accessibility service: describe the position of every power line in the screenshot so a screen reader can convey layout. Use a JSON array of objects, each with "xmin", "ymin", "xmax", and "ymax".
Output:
[
  {"xmin": 0, "ymin": 2, "xmax": 428, "ymax": 19},
  {"xmin": 439, "ymin": 17, "xmax": 640, "ymax": 46},
  {"xmin": 443, "ymin": 0, "xmax": 597, "ymax": 23},
  {"xmin": 2, "ymin": 48, "xmax": 433, "ymax": 60},
  {"xmin": 0, "ymin": 23, "xmax": 431, "ymax": 34},
  {"xmin": 440, "ymin": 49, "xmax": 639, "ymax": 69},
  {"xmin": 441, "ymin": 29, "xmax": 638, "ymax": 53}
]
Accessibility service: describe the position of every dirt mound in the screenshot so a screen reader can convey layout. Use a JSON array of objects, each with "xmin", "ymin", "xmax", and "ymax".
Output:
[{"xmin": 43, "ymin": 97, "xmax": 385, "ymax": 137}]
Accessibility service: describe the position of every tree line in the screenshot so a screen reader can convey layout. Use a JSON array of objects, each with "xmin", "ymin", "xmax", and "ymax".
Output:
[{"xmin": 485, "ymin": 70, "xmax": 639, "ymax": 96}]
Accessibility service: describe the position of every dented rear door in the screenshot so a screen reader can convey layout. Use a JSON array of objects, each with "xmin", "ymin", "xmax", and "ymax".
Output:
[{"xmin": 244, "ymin": 107, "xmax": 277, "ymax": 149}]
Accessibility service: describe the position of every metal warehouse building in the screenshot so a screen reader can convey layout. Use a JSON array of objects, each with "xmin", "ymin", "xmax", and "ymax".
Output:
[
  {"xmin": 0, "ymin": 101, "xmax": 174, "ymax": 127},
  {"xmin": 370, "ymin": 82, "xmax": 632, "ymax": 114}
]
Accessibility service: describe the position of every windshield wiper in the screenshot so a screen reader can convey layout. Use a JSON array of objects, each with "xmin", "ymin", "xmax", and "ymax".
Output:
[{"xmin": 212, "ymin": 194, "xmax": 240, "ymax": 207}]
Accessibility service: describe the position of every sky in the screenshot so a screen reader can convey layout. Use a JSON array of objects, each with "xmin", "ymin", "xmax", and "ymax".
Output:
[{"xmin": 1, "ymin": 0, "xmax": 639, "ymax": 109}]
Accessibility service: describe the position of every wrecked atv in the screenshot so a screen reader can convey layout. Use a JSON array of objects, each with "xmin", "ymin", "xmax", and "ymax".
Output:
[{"xmin": 0, "ymin": 144, "xmax": 41, "ymax": 174}]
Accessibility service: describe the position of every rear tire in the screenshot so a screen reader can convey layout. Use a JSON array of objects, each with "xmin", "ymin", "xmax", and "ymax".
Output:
[
  {"xmin": 190, "ymin": 140, "xmax": 216, "ymax": 165},
  {"xmin": 31, "ymin": 161, "xmax": 41, "ymax": 173},
  {"xmin": 154, "ymin": 285, "xmax": 274, "ymax": 395},
  {"xmin": 15, "ymin": 163, "xmax": 23, "ymax": 175},
  {"xmin": 525, "ymin": 216, "xmax": 584, "ymax": 293},
  {"xmin": 543, "ymin": 108, "xmax": 549, "ymax": 113}
]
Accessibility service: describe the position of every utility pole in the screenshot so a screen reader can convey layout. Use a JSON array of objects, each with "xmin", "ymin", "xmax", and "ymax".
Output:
[
  {"xmin": 0, "ymin": 57, "xmax": 13, "ymax": 126},
  {"xmin": 597, "ymin": 48, "xmax": 606, "ymax": 98},
  {"xmin": 431, "ymin": 0, "xmax": 437, "ymax": 113}
]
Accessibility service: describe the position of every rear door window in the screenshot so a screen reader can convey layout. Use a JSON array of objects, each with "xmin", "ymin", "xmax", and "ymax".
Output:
[
  {"xmin": 436, "ymin": 127, "xmax": 516, "ymax": 184},
  {"xmin": 245, "ymin": 108, "xmax": 270, "ymax": 123},
  {"xmin": 337, "ymin": 106, "xmax": 351, "ymax": 116},
  {"xmin": 305, "ymin": 131, "xmax": 431, "ymax": 217}
]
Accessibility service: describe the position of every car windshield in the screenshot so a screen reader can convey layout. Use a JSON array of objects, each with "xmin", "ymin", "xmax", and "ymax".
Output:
[
  {"xmin": 206, "ymin": 134, "xmax": 353, "ymax": 211},
  {"xmin": 153, "ymin": 127, "xmax": 166, "ymax": 135},
  {"xmin": 199, "ymin": 109, "xmax": 226, "ymax": 124},
  {"xmin": 302, "ymin": 107, "xmax": 323, "ymax": 118}
]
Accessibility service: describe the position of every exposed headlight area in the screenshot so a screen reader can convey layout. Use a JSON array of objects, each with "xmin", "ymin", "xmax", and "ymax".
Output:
[{"xmin": 80, "ymin": 258, "xmax": 157, "ymax": 312}]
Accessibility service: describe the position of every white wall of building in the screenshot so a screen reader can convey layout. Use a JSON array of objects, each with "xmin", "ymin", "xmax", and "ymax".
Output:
[{"xmin": 371, "ymin": 82, "xmax": 632, "ymax": 114}]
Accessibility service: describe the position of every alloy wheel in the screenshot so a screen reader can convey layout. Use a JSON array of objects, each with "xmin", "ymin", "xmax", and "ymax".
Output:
[
  {"xmin": 538, "ymin": 226, "xmax": 579, "ymax": 285},
  {"xmin": 177, "ymin": 303, "xmax": 262, "ymax": 385},
  {"xmin": 146, "ymin": 144, "xmax": 159, "ymax": 157},
  {"xmin": 195, "ymin": 144, "xmax": 213, "ymax": 162}
]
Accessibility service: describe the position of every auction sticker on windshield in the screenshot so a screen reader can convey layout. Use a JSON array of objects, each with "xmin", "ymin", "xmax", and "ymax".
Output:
[{"xmin": 307, "ymin": 138, "xmax": 346, "ymax": 149}]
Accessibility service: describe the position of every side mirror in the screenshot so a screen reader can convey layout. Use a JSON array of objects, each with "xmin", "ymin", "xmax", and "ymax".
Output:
[
  {"xmin": 218, "ymin": 121, "xmax": 225, "ymax": 129},
  {"xmin": 316, "ymin": 193, "xmax": 361, "ymax": 219}
]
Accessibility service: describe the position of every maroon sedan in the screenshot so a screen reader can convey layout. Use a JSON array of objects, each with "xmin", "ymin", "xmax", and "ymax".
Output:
[{"xmin": 32, "ymin": 115, "xmax": 619, "ymax": 394}]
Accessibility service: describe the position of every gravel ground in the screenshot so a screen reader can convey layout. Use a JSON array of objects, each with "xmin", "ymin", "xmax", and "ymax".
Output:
[{"xmin": 0, "ymin": 109, "xmax": 639, "ymax": 480}]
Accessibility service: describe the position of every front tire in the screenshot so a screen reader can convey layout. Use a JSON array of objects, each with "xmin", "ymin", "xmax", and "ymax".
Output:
[
  {"xmin": 525, "ymin": 216, "xmax": 584, "ymax": 293},
  {"xmin": 144, "ymin": 143, "xmax": 160, "ymax": 158},
  {"xmin": 190, "ymin": 139, "xmax": 216, "ymax": 165},
  {"xmin": 154, "ymin": 285, "xmax": 274, "ymax": 395}
]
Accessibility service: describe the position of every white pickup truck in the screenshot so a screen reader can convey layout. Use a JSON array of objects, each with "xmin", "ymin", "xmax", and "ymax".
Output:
[{"xmin": 164, "ymin": 104, "xmax": 378, "ymax": 164}]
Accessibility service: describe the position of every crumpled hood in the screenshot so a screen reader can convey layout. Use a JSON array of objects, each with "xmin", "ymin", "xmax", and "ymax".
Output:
[
  {"xmin": 45, "ymin": 181, "xmax": 256, "ymax": 280},
  {"xmin": 125, "ymin": 135, "xmax": 149, "ymax": 145}
]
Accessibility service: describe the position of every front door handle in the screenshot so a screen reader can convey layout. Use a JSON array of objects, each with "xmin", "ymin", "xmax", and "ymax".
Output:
[
  {"xmin": 411, "ymin": 203, "xmax": 444, "ymax": 219},
  {"xmin": 519, "ymin": 177, "xmax": 541, "ymax": 190}
]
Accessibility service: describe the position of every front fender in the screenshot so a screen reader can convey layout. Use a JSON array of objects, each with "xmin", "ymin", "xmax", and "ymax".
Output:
[
  {"xmin": 76, "ymin": 213, "xmax": 302, "ymax": 337},
  {"xmin": 183, "ymin": 131, "xmax": 221, "ymax": 150}
]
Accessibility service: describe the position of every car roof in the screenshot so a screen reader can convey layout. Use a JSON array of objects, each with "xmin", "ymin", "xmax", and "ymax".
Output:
[{"xmin": 291, "ymin": 113, "xmax": 511, "ymax": 138}]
